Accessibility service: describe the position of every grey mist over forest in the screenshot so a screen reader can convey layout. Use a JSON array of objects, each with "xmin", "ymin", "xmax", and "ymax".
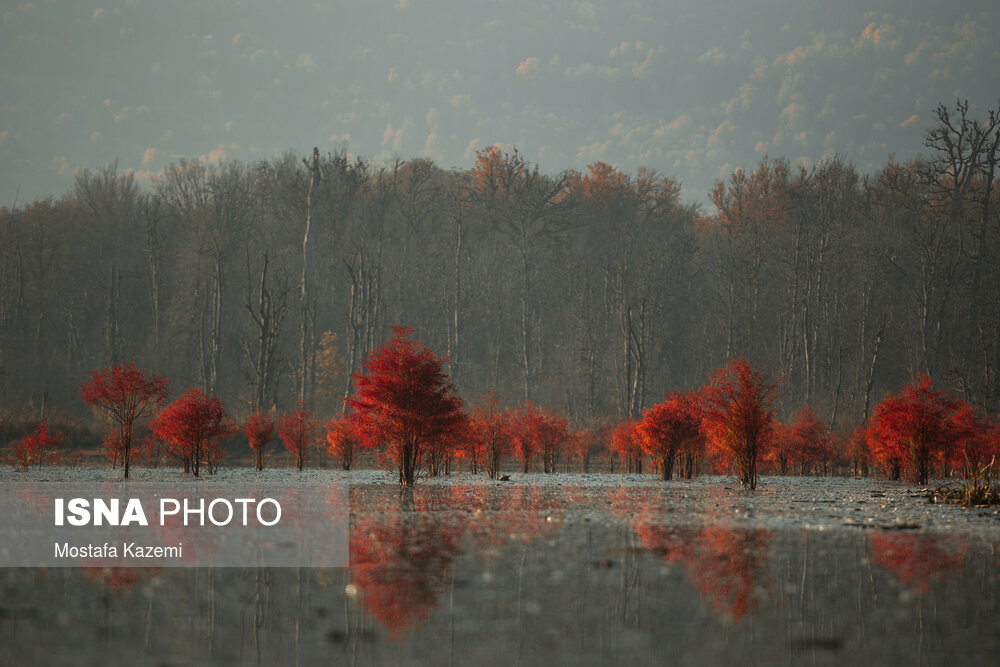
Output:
[
  {"xmin": 1, "ymin": 0, "xmax": 999, "ymax": 436},
  {"xmin": 0, "ymin": 0, "xmax": 996, "ymax": 207}
]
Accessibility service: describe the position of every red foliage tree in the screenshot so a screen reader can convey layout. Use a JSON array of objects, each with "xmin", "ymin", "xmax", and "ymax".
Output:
[
  {"xmin": 535, "ymin": 408, "xmax": 570, "ymax": 474},
  {"xmin": 507, "ymin": 402, "xmax": 542, "ymax": 473},
  {"xmin": 151, "ymin": 388, "xmax": 236, "ymax": 476},
  {"xmin": 567, "ymin": 425, "xmax": 600, "ymax": 473},
  {"xmin": 846, "ymin": 425, "xmax": 871, "ymax": 477},
  {"xmin": 470, "ymin": 393, "xmax": 510, "ymax": 478},
  {"xmin": 612, "ymin": 419, "xmax": 644, "ymax": 473},
  {"xmin": 639, "ymin": 390, "xmax": 703, "ymax": 480},
  {"xmin": 245, "ymin": 413, "xmax": 275, "ymax": 472},
  {"xmin": 347, "ymin": 327, "xmax": 466, "ymax": 485},
  {"xmin": 948, "ymin": 401, "xmax": 995, "ymax": 477},
  {"xmin": 13, "ymin": 422, "xmax": 63, "ymax": 470},
  {"xmin": 765, "ymin": 420, "xmax": 793, "ymax": 475},
  {"xmin": 791, "ymin": 405, "xmax": 832, "ymax": 474},
  {"xmin": 79, "ymin": 362, "xmax": 169, "ymax": 478},
  {"xmin": 325, "ymin": 413, "xmax": 358, "ymax": 471},
  {"xmin": 866, "ymin": 375, "xmax": 960, "ymax": 484},
  {"xmin": 701, "ymin": 357, "xmax": 779, "ymax": 490},
  {"xmin": 766, "ymin": 405, "xmax": 831, "ymax": 475},
  {"xmin": 278, "ymin": 405, "xmax": 318, "ymax": 471},
  {"xmin": 424, "ymin": 417, "xmax": 469, "ymax": 477}
]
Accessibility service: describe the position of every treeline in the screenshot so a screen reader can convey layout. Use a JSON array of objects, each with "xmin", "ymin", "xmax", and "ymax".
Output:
[{"xmin": 1, "ymin": 100, "xmax": 998, "ymax": 432}]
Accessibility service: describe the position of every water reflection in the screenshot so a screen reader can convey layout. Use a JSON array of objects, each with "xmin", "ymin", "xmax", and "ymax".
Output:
[
  {"xmin": 635, "ymin": 523, "xmax": 774, "ymax": 621},
  {"xmin": 84, "ymin": 566, "xmax": 162, "ymax": 591},
  {"xmin": 869, "ymin": 533, "xmax": 968, "ymax": 593},
  {"xmin": 349, "ymin": 492, "xmax": 464, "ymax": 638},
  {"xmin": 3, "ymin": 483, "xmax": 998, "ymax": 666},
  {"xmin": 347, "ymin": 485, "xmax": 564, "ymax": 638}
]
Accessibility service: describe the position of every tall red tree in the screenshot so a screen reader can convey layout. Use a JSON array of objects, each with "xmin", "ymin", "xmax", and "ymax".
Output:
[
  {"xmin": 701, "ymin": 357, "xmax": 779, "ymax": 490},
  {"xmin": 151, "ymin": 388, "xmax": 236, "ymax": 476},
  {"xmin": 278, "ymin": 405, "xmax": 318, "ymax": 471},
  {"xmin": 245, "ymin": 413, "xmax": 275, "ymax": 472},
  {"xmin": 867, "ymin": 375, "xmax": 959, "ymax": 484},
  {"xmin": 347, "ymin": 327, "xmax": 466, "ymax": 485},
  {"xmin": 639, "ymin": 390, "xmax": 703, "ymax": 480},
  {"xmin": 79, "ymin": 362, "xmax": 169, "ymax": 478}
]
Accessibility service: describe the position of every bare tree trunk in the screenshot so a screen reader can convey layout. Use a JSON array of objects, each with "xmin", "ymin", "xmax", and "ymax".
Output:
[
  {"xmin": 520, "ymin": 247, "xmax": 532, "ymax": 403},
  {"xmin": 105, "ymin": 264, "xmax": 120, "ymax": 365},
  {"xmin": 143, "ymin": 195, "xmax": 163, "ymax": 347},
  {"xmin": 448, "ymin": 206, "xmax": 463, "ymax": 390},
  {"xmin": 300, "ymin": 147, "xmax": 321, "ymax": 406},
  {"xmin": 246, "ymin": 252, "xmax": 288, "ymax": 413}
]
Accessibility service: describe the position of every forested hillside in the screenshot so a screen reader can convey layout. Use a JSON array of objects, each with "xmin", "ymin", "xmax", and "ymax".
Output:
[{"xmin": 1, "ymin": 101, "xmax": 998, "ymax": 431}]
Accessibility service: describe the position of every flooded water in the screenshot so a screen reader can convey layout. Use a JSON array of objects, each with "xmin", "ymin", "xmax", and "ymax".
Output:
[{"xmin": 2, "ymin": 471, "xmax": 999, "ymax": 665}]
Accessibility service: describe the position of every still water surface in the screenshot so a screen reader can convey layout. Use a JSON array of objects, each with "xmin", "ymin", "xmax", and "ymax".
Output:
[{"xmin": 2, "ymin": 475, "xmax": 998, "ymax": 666}]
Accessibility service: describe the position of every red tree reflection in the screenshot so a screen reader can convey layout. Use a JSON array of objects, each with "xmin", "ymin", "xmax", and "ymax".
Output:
[
  {"xmin": 869, "ymin": 533, "xmax": 967, "ymax": 593},
  {"xmin": 84, "ymin": 566, "xmax": 163, "ymax": 591},
  {"xmin": 633, "ymin": 517, "xmax": 774, "ymax": 622},
  {"xmin": 349, "ymin": 500, "xmax": 464, "ymax": 639},
  {"xmin": 348, "ymin": 485, "xmax": 566, "ymax": 638}
]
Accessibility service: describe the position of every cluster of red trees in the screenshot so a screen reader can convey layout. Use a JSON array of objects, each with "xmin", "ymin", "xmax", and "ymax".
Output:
[
  {"xmin": 11, "ymin": 422, "xmax": 64, "ymax": 470},
  {"xmin": 10, "ymin": 327, "xmax": 998, "ymax": 488},
  {"xmin": 69, "ymin": 361, "xmax": 325, "ymax": 477}
]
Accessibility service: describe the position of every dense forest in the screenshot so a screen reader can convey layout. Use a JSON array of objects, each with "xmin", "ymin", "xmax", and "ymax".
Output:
[{"xmin": 1, "ymin": 100, "xmax": 998, "ymax": 436}]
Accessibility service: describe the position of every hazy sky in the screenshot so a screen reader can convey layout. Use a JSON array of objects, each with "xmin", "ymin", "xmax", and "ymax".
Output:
[{"xmin": 1, "ymin": 0, "xmax": 997, "ymax": 208}]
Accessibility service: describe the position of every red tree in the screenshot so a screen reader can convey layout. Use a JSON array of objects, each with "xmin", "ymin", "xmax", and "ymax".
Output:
[
  {"xmin": 13, "ymin": 422, "xmax": 63, "ymax": 470},
  {"xmin": 767, "ymin": 405, "xmax": 831, "ymax": 475},
  {"xmin": 612, "ymin": 419, "xmax": 644, "ymax": 473},
  {"xmin": 567, "ymin": 425, "xmax": 601, "ymax": 473},
  {"xmin": 639, "ymin": 390, "xmax": 703, "ymax": 480},
  {"xmin": 791, "ymin": 405, "xmax": 832, "ymax": 474},
  {"xmin": 535, "ymin": 408, "xmax": 570, "ymax": 474},
  {"xmin": 701, "ymin": 357, "xmax": 779, "ymax": 490},
  {"xmin": 949, "ymin": 401, "xmax": 994, "ymax": 477},
  {"xmin": 347, "ymin": 327, "xmax": 466, "ymax": 485},
  {"xmin": 508, "ymin": 402, "xmax": 543, "ymax": 473},
  {"xmin": 245, "ymin": 413, "xmax": 275, "ymax": 472},
  {"xmin": 867, "ymin": 375, "xmax": 959, "ymax": 484},
  {"xmin": 325, "ymin": 413, "xmax": 358, "ymax": 471},
  {"xmin": 151, "ymin": 388, "xmax": 236, "ymax": 476},
  {"xmin": 765, "ymin": 420, "xmax": 794, "ymax": 475},
  {"xmin": 278, "ymin": 405, "xmax": 318, "ymax": 471},
  {"xmin": 846, "ymin": 425, "xmax": 871, "ymax": 477},
  {"xmin": 79, "ymin": 362, "xmax": 169, "ymax": 478},
  {"xmin": 470, "ymin": 393, "xmax": 510, "ymax": 478}
]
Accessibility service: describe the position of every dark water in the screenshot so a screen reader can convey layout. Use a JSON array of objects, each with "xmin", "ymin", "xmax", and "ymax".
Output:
[{"xmin": 2, "ymin": 479, "xmax": 999, "ymax": 666}]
